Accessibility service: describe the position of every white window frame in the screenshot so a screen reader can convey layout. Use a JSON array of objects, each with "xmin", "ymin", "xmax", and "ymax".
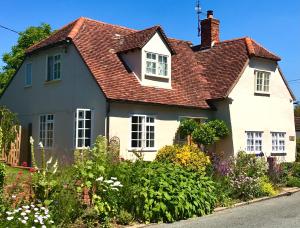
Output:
[
  {"xmin": 129, "ymin": 114, "xmax": 156, "ymax": 151},
  {"xmin": 145, "ymin": 51, "xmax": 169, "ymax": 77},
  {"xmin": 46, "ymin": 54, "xmax": 61, "ymax": 81},
  {"xmin": 75, "ymin": 108, "xmax": 92, "ymax": 149},
  {"xmin": 271, "ymin": 132, "xmax": 286, "ymax": 153},
  {"xmin": 25, "ymin": 63, "xmax": 32, "ymax": 87},
  {"xmin": 39, "ymin": 114, "xmax": 54, "ymax": 148},
  {"xmin": 245, "ymin": 131, "xmax": 263, "ymax": 153},
  {"xmin": 254, "ymin": 70, "xmax": 270, "ymax": 94}
]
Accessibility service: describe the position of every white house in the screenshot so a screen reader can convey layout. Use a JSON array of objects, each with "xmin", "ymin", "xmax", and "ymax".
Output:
[{"xmin": 0, "ymin": 11, "xmax": 296, "ymax": 164}]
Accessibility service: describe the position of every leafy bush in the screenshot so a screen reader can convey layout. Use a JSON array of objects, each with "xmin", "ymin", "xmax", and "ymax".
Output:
[
  {"xmin": 281, "ymin": 162, "xmax": 300, "ymax": 187},
  {"xmin": 287, "ymin": 176, "xmax": 300, "ymax": 187},
  {"xmin": 178, "ymin": 119, "xmax": 199, "ymax": 139},
  {"xmin": 192, "ymin": 124, "xmax": 216, "ymax": 147},
  {"xmin": 296, "ymin": 138, "xmax": 300, "ymax": 162},
  {"xmin": 118, "ymin": 161, "xmax": 216, "ymax": 223},
  {"xmin": 155, "ymin": 145, "xmax": 210, "ymax": 173},
  {"xmin": 207, "ymin": 119, "xmax": 230, "ymax": 139},
  {"xmin": 258, "ymin": 176, "xmax": 277, "ymax": 196},
  {"xmin": 116, "ymin": 209, "xmax": 134, "ymax": 225}
]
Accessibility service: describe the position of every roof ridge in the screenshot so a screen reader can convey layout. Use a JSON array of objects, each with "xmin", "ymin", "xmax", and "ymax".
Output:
[
  {"xmin": 245, "ymin": 37, "xmax": 255, "ymax": 56},
  {"xmin": 249, "ymin": 38, "xmax": 280, "ymax": 60},
  {"xmin": 25, "ymin": 17, "xmax": 81, "ymax": 53},
  {"xmin": 83, "ymin": 17, "xmax": 137, "ymax": 32},
  {"xmin": 67, "ymin": 17, "xmax": 85, "ymax": 39}
]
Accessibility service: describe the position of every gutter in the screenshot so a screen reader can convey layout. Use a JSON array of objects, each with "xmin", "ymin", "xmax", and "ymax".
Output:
[{"xmin": 106, "ymin": 100, "xmax": 111, "ymax": 142}]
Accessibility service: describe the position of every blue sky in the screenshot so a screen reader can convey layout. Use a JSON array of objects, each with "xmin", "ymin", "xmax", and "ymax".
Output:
[{"xmin": 0, "ymin": 0, "xmax": 299, "ymax": 100}]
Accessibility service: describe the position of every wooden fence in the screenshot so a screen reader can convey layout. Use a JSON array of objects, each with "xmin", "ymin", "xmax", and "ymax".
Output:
[{"xmin": 1, "ymin": 125, "xmax": 22, "ymax": 166}]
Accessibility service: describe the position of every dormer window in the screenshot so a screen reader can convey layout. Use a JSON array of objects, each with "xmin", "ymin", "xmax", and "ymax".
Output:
[
  {"xmin": 146, "ymin": 52, "xmax": 168, "ymax": 77},
  {"xmin": 255, "ymin": 70, "xmax": 270, "ymax": 93}
]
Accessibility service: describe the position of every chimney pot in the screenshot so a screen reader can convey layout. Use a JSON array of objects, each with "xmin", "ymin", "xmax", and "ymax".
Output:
[{"xmin": 207, "ymin": 10, "xmax": 214, "ymax": 18}]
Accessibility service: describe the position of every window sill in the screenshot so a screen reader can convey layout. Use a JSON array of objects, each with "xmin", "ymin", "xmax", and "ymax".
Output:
[
  {"xmin": 254, "ymin": 92, "xmax": 270, "ymax": 97},
  {"xmin": 24, "ymin": 85, "xmax": 32, "ymax": 89},
  {"xmin": 145, "ymin": 74, "xmax": 169, "ymax": 79},
  {"xmin": 271, "ymin": 152, "xmax": 287, "ymax": 156},
  {"xmin": 44, "ymin": 79, "xmax": 61, "ymax": 85},
  {"xmin": 128, "ymin": 148, "xmax": 157, "ymax": 152}
]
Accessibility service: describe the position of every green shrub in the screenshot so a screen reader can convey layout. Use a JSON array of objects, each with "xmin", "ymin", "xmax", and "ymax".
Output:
[
  {"xmin": 178, "ymin": 119, "xmax": 199, "ymax": 139},
  {"xmin": 155, "ymin": 145, "xmax": 210, "ymax": 173},
  {"xmin": 116, "ymin": 209, "xmax": 134, "ymax": 225},
  {"xmin": 192, "ymin": 124, "xmax": 216, "ymax": 147},
  {"xmin": 296, "ymin": 138, "xmax": 300, "ymax": 162},
  {"xmin": 120, "ymin": 161, "xmax": 216, "ymax": 223},
  {"xmin": 207, "ymin": 119, "xmax": 230, "ymax": 139},
  {"xmin": 258, "ymin": 176, "xmax": 277, "ymax": 196},
  {"xmin": 287, "ymin": 176, "xmax": 300, "ymax": 187}
]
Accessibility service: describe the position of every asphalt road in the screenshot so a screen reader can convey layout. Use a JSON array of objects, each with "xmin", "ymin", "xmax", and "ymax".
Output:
[{"xmin": 148, "ymin": 191, "xmax": 300, "ymax": 228}]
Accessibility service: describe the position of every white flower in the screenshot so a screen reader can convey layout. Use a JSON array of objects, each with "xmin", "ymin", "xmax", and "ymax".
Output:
[
  {"xmin": 34, "ymin": 208, "xmax": 38, "ymax": 211},
  {"xmin": 104, "ymin": 180, "xmax": 113, "ymax": 184},
  {"xmin": 46, "ymin": 214, "xmax": 50, "ymax": 218},
  {"xmin": 40, "ymin": 207, "xmax": 45, "ymax": 210},
  {"xmin": 21, "ymin": 212, "xmax": 26, "ymax": 216},
  {"xmin": 7, "ymin": 216, "xmax": 13, "ymax": 221},
  {"xmin": 30, "ymin": 136, "xmax": 34, "ymax": 144},
  {"xmin": 12, "ymin": 195, "xmax": 16, "ymax": 199},
  {"xmin": 31, "ymin": 204, "xmax": 35, "ymax": 208},
  {"xmin": 111, "ymin": 177, "xmax": 117, "ymax": 180},
  {"xmin": 42, "ymin": 225, "xmax": 46, "ymax": 228},
  {"xmin": 34, "ymin": 219, "xmax": 38, "ymax": 223},
  {"xmin": 96, "ymin": 176, "xmax": 104, "ymax": 182},
  {"xmin": 32, "ymin": 226, "xmax": 36, "ymax": 228},
  {"xmin": 38, "ymin": 142, "xmax": 44, "ymax": 148},
  {"xmin": 23, "ymin": 205, "xmax": 30, "ymax": 209},
  {"xmin": 111, "ymin": 187, "xmax": 119, "ymax": 191},
  {"xmin": 24, "ymin": 216, "xmax": 29, "ymax": 220},
  {"xmin": 50, "ymin": 220, "xmax": 54, "ymax": 224},
  {"xmin": 21, "ymin": 220, "xmax": 27, "ymax": 224},
  {"xmin": 112, "ymin": 181, "xmax": 121, "ymax": 186},
  {"xmin": 25, "ymin": 209, "xmax": 31, "ymax": 213},
  {"xmin": 6, "ymin": 211, "xmax": 12, "ymax": 215},
  {"xmin": 45, "ymin": 210, "xmax": 49, "ymax": 214},
  {"xmin": 46, "ymin": 156, "xmax": 53, "ymax": 164}
]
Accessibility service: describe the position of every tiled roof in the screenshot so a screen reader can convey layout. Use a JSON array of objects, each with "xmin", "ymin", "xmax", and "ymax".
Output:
[
  {"xmin": 25, "ymin": 17, "xmax": 284, "ymax": 107},
  {"xmin": 117, "ymin": 25, "xmax": 175, "ymax": 54},
  {"xmin": 295, "ymin": 117, "xmax": 300, "ymax": 131},
  {"xmin": 193, "ymin": 37, "xmax": 281, "ymax": 99}
]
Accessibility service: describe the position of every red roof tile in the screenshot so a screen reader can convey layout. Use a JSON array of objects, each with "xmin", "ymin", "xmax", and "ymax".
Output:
[
  {"xmin": 25, "ymin": 17, "xmax": 284, "ymax": 107},
  {"xmin": 295, "ymin": 117, "xmax": 300, "ymax": 131}
]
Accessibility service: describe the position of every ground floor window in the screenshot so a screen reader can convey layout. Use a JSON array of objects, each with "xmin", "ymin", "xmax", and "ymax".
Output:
[
  {"xmin": 131, "ymin": 115, "xmax": 155, "ymax": 149},
  {"xmin": 246, "ymin": 131, "xmax": 262, "ymax": 153},
  {"xmin": 75, "ymin": 109, "xmax": 92, "ymax": 149},
  {"xmin": 39, "ymin": 114, "xmax": 54, "ymax": 148},
  {"xmin": 272, "ymin": 132, "xmax": 285, "ymax": 153}
]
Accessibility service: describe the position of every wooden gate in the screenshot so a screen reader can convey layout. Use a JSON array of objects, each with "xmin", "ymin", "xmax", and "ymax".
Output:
[{"xmin": 1, "ymin": 125, "xmax": 22, "ymax": 166}]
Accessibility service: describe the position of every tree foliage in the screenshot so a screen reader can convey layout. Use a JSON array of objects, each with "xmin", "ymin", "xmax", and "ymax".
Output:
[{"xmin": 0, "ymin": 23, "xmax": 52, "ymax": 93}]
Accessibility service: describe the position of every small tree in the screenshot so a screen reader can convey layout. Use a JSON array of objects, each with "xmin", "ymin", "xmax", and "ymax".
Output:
[
  {"xmin": 191, "ymin": 124, "xmax": 216, "ymax": 150},
  {"xmin": 207, "ymin": 119, "xmax": 230, "ymax": 140},
  {"xmin": 178, "ymin": 119, "xmax": 199, "ymax": 145},
  {"xmin": 0, "ymin": 106, "xmax": 19, "ymax": 157}
]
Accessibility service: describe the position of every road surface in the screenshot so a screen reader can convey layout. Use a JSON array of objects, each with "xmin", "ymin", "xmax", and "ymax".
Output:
[{"xmin": 148, "ymin": 191, "xmax": 300, "ymax": 228}]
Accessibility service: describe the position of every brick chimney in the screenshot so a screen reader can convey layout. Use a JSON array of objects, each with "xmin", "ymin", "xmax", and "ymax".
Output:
[{"xmin": 201, "ymin": 10, "xmax": 220, "ymax": 48}]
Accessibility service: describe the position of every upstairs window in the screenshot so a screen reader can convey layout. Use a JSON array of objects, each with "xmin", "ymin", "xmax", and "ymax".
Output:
[
  {"xmin": 130, "ymin": 115, "xmax": 155, "ymax": 150},
  {"xmin": 255, "ymin": 71, "xmax": 270, "ymax": 93},
  {"xmin": 246, "ymin": 131, "xmax": 262, "ymax": 153},
  {"xmin": 25, "ymin": 63, "xmax": 32, "ymax": 86},
  {"xmin": 75, "ymin": 109, "xmax": 92, "ymax": 149},
  {"xmin": 47, "ymin": 54, "xmax": 61, "ymax": 81},
  {"xmin": 146, "ymin": 52, "xmax": 168, "ymax": 77},
  {"xmin": 39, "ymin": 114, "xmax": 54, "ymax": 148},
  {"xmin": 272, "ymin": 132, "xmax": 285, "ymax": 153}
]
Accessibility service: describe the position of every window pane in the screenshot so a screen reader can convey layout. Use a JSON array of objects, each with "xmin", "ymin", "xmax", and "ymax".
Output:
[{"xmin": 47, "ymin": 56, "xmax": 54, "ymax": 81}]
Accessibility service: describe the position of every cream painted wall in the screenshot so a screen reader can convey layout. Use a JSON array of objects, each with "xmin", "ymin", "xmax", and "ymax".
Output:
[
  {"xmin": 109, "ymin": 102, "xmax": 210, "ymax": 161},
  {"xmin": 223, "ymin": 57, "xmax": 296, "ymax": 162},
  {"xmin": 121, "ymin": 32, "xmax": 172, "ymax": 89},
  {"xmin": 141, "ymin": 32, "xmax": 172, "ymax": 89},
  {"xmin": 0, "ymin": 44, "xmax": 107, "ymax": 163}
]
